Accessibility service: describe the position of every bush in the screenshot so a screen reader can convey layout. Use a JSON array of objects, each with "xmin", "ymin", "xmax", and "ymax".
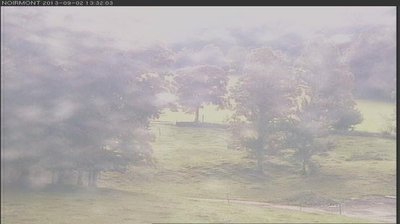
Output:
[{"xmin": 332, "ymin": 108, "xmax": 363, "ymax": 131}]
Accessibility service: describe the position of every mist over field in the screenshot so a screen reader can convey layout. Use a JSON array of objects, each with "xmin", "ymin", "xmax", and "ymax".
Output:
[{"xmin": 1, "ymin": 7, "xmax": 396, "ymax": 223}]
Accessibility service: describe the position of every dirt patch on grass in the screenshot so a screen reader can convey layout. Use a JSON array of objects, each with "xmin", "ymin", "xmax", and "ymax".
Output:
[{"xmin": 317, "ymin": 196, "xmax": 396, "ymax": 223}]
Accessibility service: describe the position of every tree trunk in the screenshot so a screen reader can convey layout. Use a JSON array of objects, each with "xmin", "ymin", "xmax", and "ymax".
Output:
[
  {"xmin": 92, "ymin": 171, "xmax": 98, "ymax": 187},
  {"xmin": 51, "ymin": 170, "xmax": 56, "ymax": 185},
  {"xmin": 18, "ymin": 168, "xmax": 30, "ymax": 186},
  {"xmin": 256, "ymin": 147, "xmax": 264, "ymax": 174},
  {"xmin": 77, "ymin": 171, "xmax": 83, "ymax": 186},
  {"xmin": 194, "ymin": 106, "xmax": 200, "ymax": 123},
  {"xmin": 302, "ymin": 159, "xmax": 307, "ymax": 175},
  {"xmin": 88, "ymin": 171, "xmax": 92, "ymax": 187},
  {"xmin": 255, "ymin": 137, "xmax": 265, "ymax": 175},
  {"xmin": 88, "ymin": 170, "xmax": 98, "ymax": 187},
  {"xmin": 257, "ymin": 156, "xmax": 264, "ymax": 174},
  {"xmin": 56, "ymin": 170, "xmax": 65, "ymax": 185}
]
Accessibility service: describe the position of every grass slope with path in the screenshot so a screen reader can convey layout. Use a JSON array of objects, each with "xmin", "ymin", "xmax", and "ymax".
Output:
[{"xmin": 1, "ymin": 99, "xmax": 395, "ymax": 223}]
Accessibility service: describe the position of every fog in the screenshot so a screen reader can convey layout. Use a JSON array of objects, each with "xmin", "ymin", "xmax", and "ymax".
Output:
[{"xmin": 1, "ymin": 6, "xmax": 396, "ymax": 223}]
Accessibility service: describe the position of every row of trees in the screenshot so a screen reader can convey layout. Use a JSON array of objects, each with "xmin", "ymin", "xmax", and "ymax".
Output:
[
  {"xmin": 228, "ymin": 43, "xmax": 362, "ymax": 175},
  {"xmin": 2, "ymin": 13, "xmax": 376, "ymax": 187},
  {"xmin": 2, "ymin": 13, "xmax": 231, "ymax": 187},
  {"xmin": 2, "ymin": 17, "xmax": 175, "ymax": 187}
]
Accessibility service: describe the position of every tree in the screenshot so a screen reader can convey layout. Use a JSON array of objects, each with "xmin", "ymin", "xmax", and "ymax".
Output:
[
  {"xmin": 381, "ymin": 110, "xmax": 396, "ymax": 136},
  {"xmin": 345, "ymin": 26, "xmax": 396, "ymax": 101},
  {"xmin": 283, "ymin": 80, "xmax": 335, "ymax": 175},
  {"xmin": 174, "ymin": 65, "xmax": 228, "ymax": 123},
  {"xmin": 229, "ymin": 48, "xmax": 296, "ymax": 174},
  {"xmin": 1, "ymin": 14, "xmax": 170, "ymax": 187},
  {"xmin": 277, "ymin": 40, "xmax": 362, "ymax": 175},
  {"xmin": 295, "ymin": 39, "xmax": 362, "ymax": 131}
]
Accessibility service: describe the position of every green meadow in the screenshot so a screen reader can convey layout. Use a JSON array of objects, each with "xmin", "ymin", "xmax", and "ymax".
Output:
[{"xmin": 2, "ymin": 102, "xmax": 396, "ymax": 223}]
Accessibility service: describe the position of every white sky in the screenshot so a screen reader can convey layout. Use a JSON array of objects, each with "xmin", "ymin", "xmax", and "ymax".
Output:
[{"xmin": 2, "ymin": 7, "xmax": 396, "ymax": 49}]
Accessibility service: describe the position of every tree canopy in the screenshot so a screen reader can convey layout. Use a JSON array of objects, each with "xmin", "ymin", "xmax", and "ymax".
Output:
[
  {"xmin": 1, "ymin": 18, "xmax": 172, "ymax": 187},
  {"xmin": 174, "ymin": 65, "xmax": 228, "ymax": 122}
]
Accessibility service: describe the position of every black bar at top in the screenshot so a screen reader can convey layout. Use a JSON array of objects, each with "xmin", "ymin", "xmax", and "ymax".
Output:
[{"xmin": 0, "ymin": 0, "xmax": 399, "ymax": 6}]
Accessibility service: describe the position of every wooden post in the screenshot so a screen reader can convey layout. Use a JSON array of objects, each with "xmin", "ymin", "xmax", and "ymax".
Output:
[{"xmin": 339, "ymin": 203, "xmax": 342, "ymax": 215}]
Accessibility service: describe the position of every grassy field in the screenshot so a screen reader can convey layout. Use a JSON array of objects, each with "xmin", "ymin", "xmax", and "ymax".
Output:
[
  {"xmin": 353, "ymin": 99, "xmax": 396, "ymax": 133},
  {"xmin": 149, "ymin": 124, "xmax": 395, "ymax": 203},
  {"xmin": 1, "ymin": 99, "xmax": 396, "ymax": 223},
  {"xmin": 2, "ymin": 187, "xmax": 371, "ymax": 224},
  {"xmin": 2, "ymin": 122, "xmax": 395, "ymax": 223}
]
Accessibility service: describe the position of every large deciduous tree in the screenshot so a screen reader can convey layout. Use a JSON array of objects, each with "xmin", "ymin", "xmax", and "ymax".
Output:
[
  {"xmin": 283, "ymin": 79, "xmax": 335, "ymax": 175},
  {"xmin": 174, "ymin": 65, "xmax": 228, "ymax": 123},
  {"xmin": 1, "ymin": 14, "xmax": 171, "ymax": 187},
  {"xmin": 345, "ymin": 26, "xmax": 396, "ymax": 101},
  {"xmin": 229, "ymin": 48, "xmax": 296, "ymax": 174},
  {"xmin": 295, "ymin": 39, "xmax": 362, "ymax": 131}
]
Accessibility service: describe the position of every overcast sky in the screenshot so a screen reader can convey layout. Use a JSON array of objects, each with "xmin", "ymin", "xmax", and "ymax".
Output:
[{"xmin": 2, "ymin": 7, "xmax": 396, "ymax": 49}]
